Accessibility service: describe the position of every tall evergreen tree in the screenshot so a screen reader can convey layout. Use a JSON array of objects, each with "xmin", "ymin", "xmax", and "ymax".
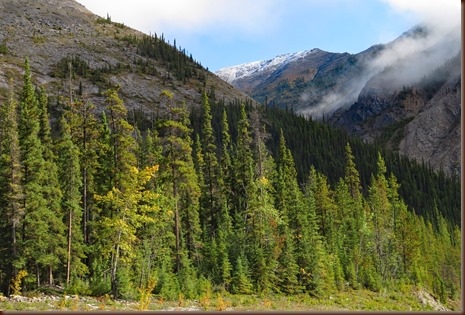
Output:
[
  {"xmin": 274, "ymin": 131, "xmax": 302, "ymax": 294},
  {"xmin": 199, "ymin": 91, "xmax": 220, "ymax": 236},
  {"xmin": 367, "ymin": 153, "xmax": 397, "ymax": 282},
  {"xmin": 19, "ymin": 59, "xmax": 65, "ymax": 288},
  {"xmin": 230, "ymin": 104, "xmax": 255, "ymax": 256},
  {"xmin": 0, "ymin": 81, "xmax": 24, "ymax": 295},
  {"xmin": 56, "ymin": 116, "xmax": 86, "ymax": 285},
  {"xmin": 64, "ymin": 99, "xmax": 99, "ymax": 246},
  {"xmin": 157, "ymin": 91, "xmax": 201, "ymax": 271}
]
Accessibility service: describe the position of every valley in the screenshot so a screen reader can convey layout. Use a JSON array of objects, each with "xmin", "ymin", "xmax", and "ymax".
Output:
[{"xmin": 0, "ymin": 0, "xmax": 461, "ymax": 312}]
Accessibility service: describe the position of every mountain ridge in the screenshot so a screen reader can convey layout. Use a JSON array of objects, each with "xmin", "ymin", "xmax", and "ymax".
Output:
[
  {"xmin": 0, "ymin": 0, "xmax": 253, "ymax": 113},
  {"xmin": 215, "ymin": 25, "xmax": 461, "ymax": 176}
]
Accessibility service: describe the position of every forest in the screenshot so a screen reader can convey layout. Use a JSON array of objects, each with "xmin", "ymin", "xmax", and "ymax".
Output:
[{"xmin": 0, "ymin": 59, "xmax": 461, "ymax": 306}]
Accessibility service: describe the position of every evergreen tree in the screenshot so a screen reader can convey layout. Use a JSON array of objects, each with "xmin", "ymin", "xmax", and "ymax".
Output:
[
  {"xmin": 368, "ymin": 153, "xmax": 398, "ymax": 281},
  {"xmin": 339, "ymin": 143, "xmax": 365, "ymax": 288},
  {"xmin": 104, "ymin": 87, "xmax": 137, "ymax": 191},
  {"xmin": 19, "ymin": 59, "xmax": 65, "ymax": 288},
  {"xmin": 97, "ymin": 88, "xmax": 139, "ymax": 297},
  {"xmin": 274, "ymin": 131, "xmax": 302, "ymax": 294},
  {"xmin": 199, "ymin": 91, "xmax": 220, "ymax": 237},
  {"xmin": 56, "ymin": 116, "xmax": 86, "ymax": 285},
  {"xmin": 230, "ymin": 104, "xmax": 255, "ymax": 256},
  {"xmin": 0, "ymin": 81, "xmax": 24, "ymax": 295},
  {"xmin": 301, "ymin": 179, "xmax": 329, "ymax": 296},
  {"xmin": 157, "ymin": 91, "xmax": 201, "ymax": 271},
  {"xmin": 214, "ymin": 108, "xmax": 234, "ymax": 290},
  {"xmin": 94, "ymin": 111, "xmax": 113, "ymax": 197},
  {"xmin": 65, "ymin": 99, "xmax": 100, "ymax": 246}
]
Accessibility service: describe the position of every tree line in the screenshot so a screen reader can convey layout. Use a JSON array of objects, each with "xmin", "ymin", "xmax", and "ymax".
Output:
[{"xmin": 0, "ymin": 60, "xmax": 460, "ymax": 304}]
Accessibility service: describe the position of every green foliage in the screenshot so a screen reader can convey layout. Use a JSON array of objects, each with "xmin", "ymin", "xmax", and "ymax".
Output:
[
  {"xmin": 0, "ymin": 67, "xmax": 459, "ymax": 311},
  {"xmin": 0, "ymin": 40, "xmax": 8, "ymax": 54}
]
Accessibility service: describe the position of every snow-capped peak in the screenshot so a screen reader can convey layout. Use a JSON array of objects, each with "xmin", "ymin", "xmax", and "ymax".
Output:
[{"xmin": 215, "ymin": 49, "xmax": 322, "ymax": 83}]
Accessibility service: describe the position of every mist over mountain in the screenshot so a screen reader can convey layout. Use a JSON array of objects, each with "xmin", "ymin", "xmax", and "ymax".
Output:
[{"xmin": 216, "ymin": 23, "xmax": 461, "ymax": 176}]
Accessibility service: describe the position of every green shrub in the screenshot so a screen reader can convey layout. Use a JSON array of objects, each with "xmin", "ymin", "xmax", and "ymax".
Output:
[{"xmin": 0, "ymin": 41, "xmax": 8, "ymax": 54}]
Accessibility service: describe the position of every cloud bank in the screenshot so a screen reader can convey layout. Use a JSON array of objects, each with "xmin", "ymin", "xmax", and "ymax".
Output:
[
  {"xmin": 77, "ymin": 0, "xmax": 280, "ymax": 36},
  {"xmin": 299, "ymin": 0, "xmax": 460, "ymax": 119}
]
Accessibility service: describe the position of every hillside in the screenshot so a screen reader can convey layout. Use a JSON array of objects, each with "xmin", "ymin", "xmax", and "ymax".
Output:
[{"xmin": 0, "ymin": 0, "xmax": 251, "ymax": 111}]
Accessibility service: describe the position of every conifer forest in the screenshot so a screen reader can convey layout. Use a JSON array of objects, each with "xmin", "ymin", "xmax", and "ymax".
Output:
[{"xmin": 0, "ymin": 59, "xmax": 461, "ymax": 307}]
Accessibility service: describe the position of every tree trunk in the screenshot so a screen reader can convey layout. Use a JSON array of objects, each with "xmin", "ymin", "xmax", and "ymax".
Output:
[
  {"xmin": 111, "ymin": 231, "xmax": 122, "ymax": 298},
  {"xmin": 36, "ymin": 264, "xmax": 40, "ymax": 288},
  {"xmin": 66, "ymin": 209, "xmax": 73, "ymax": 285},
  {"xmin": 173, "ymin": 172, "xmax": 180, "ymax": 273},
  {"xmin": 49, "ymin": 265, "xmax": 53, "ymax": 286}
]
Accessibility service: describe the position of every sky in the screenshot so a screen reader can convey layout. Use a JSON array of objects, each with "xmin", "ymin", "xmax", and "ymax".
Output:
[{"xmin": 75, "ymin": 0, "xmax": 460, "ymax": 72}]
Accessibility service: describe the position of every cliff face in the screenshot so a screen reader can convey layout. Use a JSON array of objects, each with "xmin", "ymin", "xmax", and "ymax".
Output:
[
  {"xmin": 0, "ymin": 0, "xmax": 251, "ymax": 111},
  {"xmin": 399, "ymin": 74, "xmax": 461, "ymax": 176},
  {"xmin": 330, "ymin": 53, "xmax": 461, "ymax": 176}
]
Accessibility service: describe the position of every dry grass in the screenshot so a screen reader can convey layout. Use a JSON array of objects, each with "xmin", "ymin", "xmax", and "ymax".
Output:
[{"xmin": 0, "ymin": 286, "xmax": 460, "ymax": 312}]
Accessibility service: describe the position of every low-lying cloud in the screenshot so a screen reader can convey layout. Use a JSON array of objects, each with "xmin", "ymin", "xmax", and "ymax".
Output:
[{"xmin": 299, "ymin": 0, "xmax": 460, "ymax": 119}]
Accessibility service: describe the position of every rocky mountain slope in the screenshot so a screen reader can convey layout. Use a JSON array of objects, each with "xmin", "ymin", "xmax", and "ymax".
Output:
[
  {"xmin": 0, "ymin": 0, "xmax": 251, "ymax": 112},
  {"xmin": 216, "ymin": 25, "xmax": 461, "ymax": 176},
  {"xmin": 216, "ymin": 47, "xmax": 364, "ymax": 111}
]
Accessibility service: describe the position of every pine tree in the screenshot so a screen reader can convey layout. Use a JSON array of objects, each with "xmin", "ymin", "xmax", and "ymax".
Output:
[
  {"xmin": 94, "ymin": 111, "xmax": 113, "ymax": 197},
  {"xmin": 37, "ymin": 87, "xmax": 65, "ymax": 285},
  {"xmin": 230, "ymin": 104, "xmax": 255, "ymax": 256},
  {"xmin": 301, "ymin": 178, "xmax": 328, "ymax": 296},
  {"xmin": 56, "ymin": 116, "xmax": 86, "ymax": 285},
  {"xmin": 367, "ymin": 152, "xmax": 397, "ymax": 282},
  {"xmin": 157, "ymin": 91, "xmax": 201, "ymax": 271},
  {"xmin": 274, "ymin": 130, "xmax": 302, "ymax": 294},
  {"xmin": 199, "ymin": 91, "xmax": 220, "ymax": 237},
  {"xmin": 64, "ymin": 99, "xmax": 99, "ymax": 246},
  {"xmin": 231, "ymin": 254, "xmax": 253, "ymax": 294},
  {"xmin": 215, "ymin": 108, "xmax": 234, "ymax": 290},
  {"xmin": 339, "ymin": 143, "xmax": 365, "ymax": 288},
  {"xmin": 96, "ymin": 88, "xmax": 139, "ymax": 297},
  {"xmin": 104, "ymin": 87, "xmax": 137, "ymax": 191},
  {"xmin": 0, "ymin": 81, "xmax": 24, "ymax": 295},
  {"xmin": 19, "ymin": 59, "xmax": 65, "ymax": 288}
]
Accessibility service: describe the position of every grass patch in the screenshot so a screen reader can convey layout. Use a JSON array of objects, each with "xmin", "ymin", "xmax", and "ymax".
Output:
[
  {"xmin": 0, "ymin": 286, "xmax": 458, "ymax": 312},
  {"xmin": 32, "ymin": 35, "xmax": 46, "ymax": 44}
]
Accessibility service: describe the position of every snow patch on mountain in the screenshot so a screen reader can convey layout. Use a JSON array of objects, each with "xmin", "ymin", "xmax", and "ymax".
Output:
[{"xmin": 215, "ymin": 49, "xmax": 321, "ymax": 83}]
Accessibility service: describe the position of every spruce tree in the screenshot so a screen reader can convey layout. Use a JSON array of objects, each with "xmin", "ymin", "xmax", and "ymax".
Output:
[
  {"xmin": 19, "ymin": 59, "xmax": 65, "ymax": 288},
  {"xmin": 231, "ymin": 104, "xmax": 255, "ymax": 256},
  {"xmin": 0, "ymin": 81, "xmax": 24, "ymax": 295},
  {"xmin": 56, "ymin": 116, "xmax": 86, "ymax": 285},
  {"xmin": 65, "ymin": 99, "xmax": 100, "ymax": 246},
  {"xmin": 275, "ymin": 131, "xmax": 311, "ymax": 294},
  {"xmin": 199, "ymin": 91, "xmax": 220, "ymax": 237},
  {"xmin": 368, "ymin": 153, "xmax": 397, "ymax": 281},
  {"xmin": 157, "ymin": 91, "xmax": 201, "ymax": 271}
]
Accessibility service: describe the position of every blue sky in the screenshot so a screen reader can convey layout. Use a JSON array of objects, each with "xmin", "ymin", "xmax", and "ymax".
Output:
[{"xmin": 75, "ymin": 0, "xmax": 459, "ymax": 71}]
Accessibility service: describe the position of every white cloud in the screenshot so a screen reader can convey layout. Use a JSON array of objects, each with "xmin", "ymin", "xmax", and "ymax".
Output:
[
  {"xmin": 77, "ymin": 0, "xmax": 280, "ymax": 36},
  {"xmin": 299, "ymin": 0, "xmax": 461, "ymax": 119},
  {"xmin": 381, "ymin": 0, "xmax": 460, "ymax": 31}
]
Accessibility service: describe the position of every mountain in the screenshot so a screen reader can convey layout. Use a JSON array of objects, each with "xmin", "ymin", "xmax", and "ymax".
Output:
[
  {"xmin": 215, "ymin": 25, "xmax": 461, "ymax": 176},
  {"xmin": 215, "ymin": 47, "xmax": 363, "ymax": 111},
  {"xmin": 0, "ymin": 0, "xmax": 252, "ymax": 112}
]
